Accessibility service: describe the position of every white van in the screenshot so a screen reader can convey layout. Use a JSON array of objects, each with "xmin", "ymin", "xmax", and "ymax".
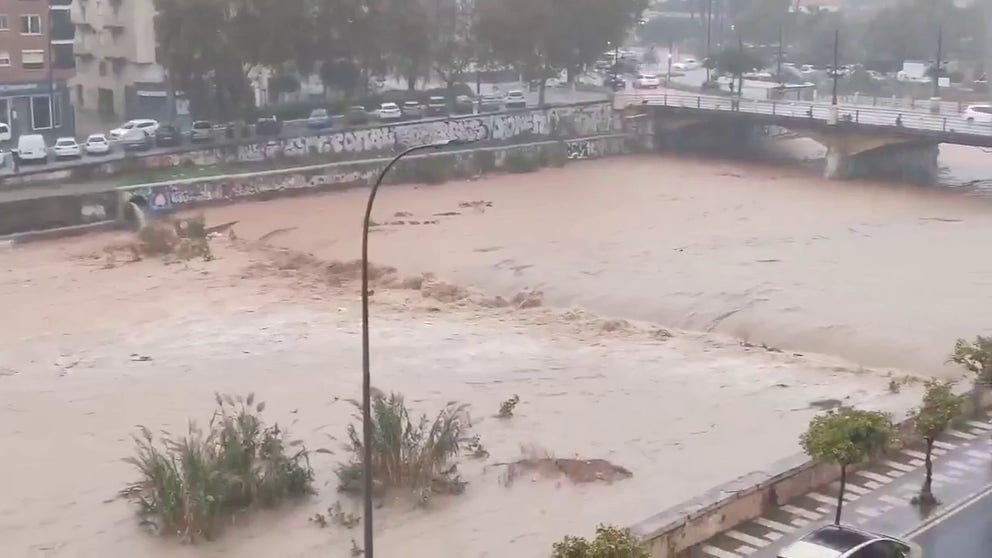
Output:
[
  {"xmin": 14, "ymin": 134, "xmax": 49, "ymax": 163},
  {"xmin": 0, "ymin": 122, "xmax": 10, "ymax": 143}
]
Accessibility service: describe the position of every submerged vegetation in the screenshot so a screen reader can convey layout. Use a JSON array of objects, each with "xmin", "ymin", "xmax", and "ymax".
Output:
[{"xmin": 120, "ymin": 394, "xmax": 313, "ymax": 542}]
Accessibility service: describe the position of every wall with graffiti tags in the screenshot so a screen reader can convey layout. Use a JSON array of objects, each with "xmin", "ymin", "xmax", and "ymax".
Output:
[
  {"xmin": 3, "ymin": 102, "xmax": 617, "ymax": 190},
  {"xmin": 118, "ymin": 135, "xmax": 628, "ymax": 215}
]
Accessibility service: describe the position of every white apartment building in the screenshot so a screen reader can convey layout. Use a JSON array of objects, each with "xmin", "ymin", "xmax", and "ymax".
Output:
[{"xmin": 70, "ymin": 0, "xmax": 176, "ymax": 122}]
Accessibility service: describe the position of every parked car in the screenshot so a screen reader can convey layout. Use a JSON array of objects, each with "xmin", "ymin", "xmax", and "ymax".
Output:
[
  {"xmin": 13, "ymin": 134, "xmax": 48, "ymax": 163},
  {"xmin": 778, "ymin": 525, "xmax": 921, "ymax": 558},
  {"xmin": 426, "ymin": 96, "xmax": 447, "ymax": 116},
  {"xmin": 255, "ymin": 115, "xmax": 283, "ymax": 136},
  {"xmin": 121, "ymin": 128, "xmax": 154, "ymax": 151},
  {"xmin": 377, "ymin": 102, "xmax": 403, "ymax": 121},
  {"xmin": 603, "ymin": 75, "xmax": 626, "ymax": 91},
  {"xmin": 154, "ymin": 124, "xmax": 182, "ymax": 147},
  {"xmin": 963, "ymin": 104, "xmax": 992, "ymax": 123},
  {"xmin": 84, "ymin": 133, "xmax": 112, "ymax": 155},
  {"xmin": 306, "ymin": 108, "xmax": 332, "ymax": 129},
  {"xmin": 52, "ymin": 137, "xmax": 82, "ymax": 159},
  {"xmin": 454, "ymin": 95, "xmax": 475, "ymax": 115},
  {"xmin": 190, "ymin": 120, "xmax": 215, "ymax": 143},
  {"xmin": 345, "ymin": 105, "xmax": 369, "ymax": 126},
  {"xmin": 0, "ymin": 121, "xmax": 10, "ymax": 143},
  {"xmin": 504, "ymin": 90, "xmax": 527, "ymax": 109},
  {"xmin": 672, "ymin": 58, "xmax": 700, "ymax": 71},
  {"xmin": 109, "ymin": 119, "xmax": 159, "ymax": 142},
  {"xmin": 634, "ymin": 73, "xmax": 661, "ymax": 89},
  {"xmin": 401, "ymin": 101, "xmax": 424, "ymax": 119},
  {"xmin": 479, "ymin": 95, "xmax": 503, "ymax": 112}
]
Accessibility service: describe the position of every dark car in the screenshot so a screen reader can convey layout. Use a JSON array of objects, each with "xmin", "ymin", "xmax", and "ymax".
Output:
[
  {"xmin": 454, "ymin": 95, "xmax": 475, "ymax": 115},
  {"xmin": 190, "ymin": 120, "xmax": 215, "ymax": 143},
  {"xmin": 426, "ymin": 96, "xmax": 447, "ymax": 116},
  {"xmin": 344, "ymin": 105, "xmax": 369, "ymax": 126},
  {"xmin": 306, "ymin": 108, "xmax": 332, "ymax": 129},
  {"xmin": 154, "ymin": 124, "xmax": 182, "ymax": 147},
  {"xmin": 255, "ymin": 115, "xmax": 283, "ymax": 136},
  {"xmin": 603, "ymin": 75, "xmax": 626, "ymax": 91}
]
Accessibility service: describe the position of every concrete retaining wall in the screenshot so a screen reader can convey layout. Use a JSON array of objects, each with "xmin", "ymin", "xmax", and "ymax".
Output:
[
  {"xmin": 0, "ymin": 190, "xmax": 118, "ymax": 237},
  {"xmin": 1, "ymin": 102, "xmax": 615, "ymax": 188},
  {"xmin": 118, "ymin": 135, "xmax": 629, "ymax": 216}
]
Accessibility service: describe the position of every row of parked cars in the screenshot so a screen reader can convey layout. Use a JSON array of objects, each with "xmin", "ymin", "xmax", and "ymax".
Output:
[{"xmin": 305, "ymin": 92, "xmax": 530, "ymax": 129}]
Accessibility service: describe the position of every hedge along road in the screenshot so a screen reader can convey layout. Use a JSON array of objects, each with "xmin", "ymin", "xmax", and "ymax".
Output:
[{"xmin": 0, "ymin": 86, "xmax": 608, "ymax": 179}]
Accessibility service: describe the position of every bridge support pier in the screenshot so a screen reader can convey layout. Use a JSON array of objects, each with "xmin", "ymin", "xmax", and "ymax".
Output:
[{"xmin": 823, "ymin": 141, "xmax": 939, "ymax": 184}]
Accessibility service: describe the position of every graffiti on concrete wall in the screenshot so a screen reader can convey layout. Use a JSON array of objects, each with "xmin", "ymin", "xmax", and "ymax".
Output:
[{"xmin": 130, "ymin": 165, "xmax": 380, "ymax": 212}]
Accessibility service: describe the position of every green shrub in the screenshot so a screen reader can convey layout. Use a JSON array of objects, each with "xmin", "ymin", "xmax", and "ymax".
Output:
[
  {"xmin": 120, "ymin": 394, "xmax": 314, "ymax": 542},
  {"xmin": 552, "ymin": 525, "xmax": 648, "ymax": 558},
  {"xmin": 336, "ymin": 391, "xmax": 470, "ymax": 497}
]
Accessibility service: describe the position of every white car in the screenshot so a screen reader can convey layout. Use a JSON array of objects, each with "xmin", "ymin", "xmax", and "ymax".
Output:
[
  {"xmin": 634, "ymin": 74, "xmax": 661, "ymax": 89},
  {"xmin": 504, "ymin": 90, "xmax": 527, "ymax": 109},
  {"xmin": 673, "ymin": 58, "xmax": 699, "ymax": 71},
  {"xmin": 377, "ymin": 102, "xmax": 402, "ymax": 121},
  {"xmin": 778, "ymin": 525, "xmax": 921, "ymax": 558},
  {"xmin": 0, "ymin": 121, "xmax": 10, "ymax": 143},
  {"xmin": 52, "ymin": 137, "xmax": 82, "ymax": 159},
  {"xmin": 84, "ymin": 134, "xmax": 111, "ymax": 155},
  {"xmin": 109, "ymin": 119, "xmax": 159, "ymax": 141},
  {"xmin": 962, "ymin": 104, "xmax": 992, "ymax": 123}
]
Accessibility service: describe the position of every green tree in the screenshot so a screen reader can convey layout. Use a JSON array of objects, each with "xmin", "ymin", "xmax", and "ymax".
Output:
[
  {"xmin": 951, "ymin": 336, "xmax": 992, "ymax": 385},
  {"xmin": 430, "ymin": 0, "xmax": 479, "ymax": 106},
  {"xmin": 913, "ymin": 380, "xmax": 963, "ymax": 506},
  {"xmin": 705, "ymin": 45, "xmax": 764, "ymax": 94},
  {"xmin": 800, "ymin": 407, "xmax": 894, "ymax": 524},
  {"xmin": 383, "ymin": 0, "xmax": 433, "ymax": 90},
  {"xmin": 551, "ymin": 525, "xmax": 648, "ymax": 558}
]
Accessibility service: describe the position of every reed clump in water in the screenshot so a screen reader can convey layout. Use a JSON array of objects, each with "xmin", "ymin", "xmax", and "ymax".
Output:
[
  {"xmin": 335, "ymin": 390, "xmax": 472, "ymax": 502},
  {"xmin": 120, "ymin": 393, "xmax": 314, "ymax": 542}
]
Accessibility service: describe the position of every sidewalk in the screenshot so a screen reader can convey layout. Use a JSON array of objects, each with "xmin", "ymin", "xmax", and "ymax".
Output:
[{"xmin": 693, "ymin": 416, "xmax": 992, "ymax": 557}]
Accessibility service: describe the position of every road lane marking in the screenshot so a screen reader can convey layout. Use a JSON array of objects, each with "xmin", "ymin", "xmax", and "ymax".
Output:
[
  {"xmin": 725, "ymin": 530, "xmax": 768, "ymax": 548},
  {"xmin": 702, "ymin": 545, "xmax": 741, "ymax": 558},
  {"xmin": 904, "ymin": 482, "xmax": 992, "ymax": 540},
  {"xmin": 782, "ymin": 505, "xmax": 822, "ymax": 520},
  {"xmin": 947, "ymin": 429, "xmax": 977, "ymax": 440},
  {"xmin": 844, "ymin": 483, "xmax": 871, "ymax": 495},
  {"xmin": 754, "ymin": 517, "xmax": 794, "ymax": 533},
  {"xmin": 902, "ymin": 449, "xmax": 927, "ymax": 460},
  {"xmin": 883, "ymin": 460, "xmax": 915, "ymax": 472},
  {"xmin": 856, "ymin": 470, "xmax": 893, "ymax": 484},
  {"xmin": 880, "ymin": 495, "xmax": 910, "ymax": 506},
  {"xmin": 807, "ymin": 493, "xmax": 835, "ymax": 505}
]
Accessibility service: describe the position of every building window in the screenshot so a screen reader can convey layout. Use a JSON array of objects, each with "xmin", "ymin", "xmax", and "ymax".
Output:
[
  {"xmin": 52, "ymin": 92, "xmax": 62, "ymax": 128},
  {"xmin": 21, "ymin": 50, "xmax": 45, "ymax": 70},
  {"xmin": 31, "ymin": 95, "xmax": 53, "ymax": 130},
  {"xmin": 0, "ymin": 52, "xmax": 10, "ymax": 67},
  {"xmin": 0, "ymin": 14, "xmax": 9, "ymax": 31},
  {"xmin": 98, "ymin": 60, "xmax": 107, "ymax": 76},
  {"xmin": 20, "ymin": 14, "xmax": 42, "ymax": 35}
]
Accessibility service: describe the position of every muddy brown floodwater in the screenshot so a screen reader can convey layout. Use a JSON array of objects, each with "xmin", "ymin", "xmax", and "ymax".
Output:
[{"xmin": 2, "ymin": 153, "xmax": 989, "ymax": 557}]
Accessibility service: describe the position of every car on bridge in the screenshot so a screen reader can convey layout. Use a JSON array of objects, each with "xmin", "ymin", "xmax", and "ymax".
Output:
[
  {"xmin": 778, "ymin": 525, "xmax": 921, "ymax": 558},
  {"xmin": 962, "ymin": 104, "xmax": 992, "ymax": 124}
]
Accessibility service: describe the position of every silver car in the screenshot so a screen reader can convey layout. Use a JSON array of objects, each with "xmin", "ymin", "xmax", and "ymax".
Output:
[{"xmin": 778, "ymin": 525, "xmax": 921, "ymax": 558}]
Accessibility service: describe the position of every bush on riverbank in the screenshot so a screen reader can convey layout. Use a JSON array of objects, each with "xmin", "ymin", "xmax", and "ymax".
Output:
[
  {"xmin": 336, "ymin": 390, "xmax": 471, "ymax": 502},
  {"xmin": 120, "ymin": 394, "xmax": 314, "ymax": 542},
  {"xmin": 551, "ymin": 525, "xmax": 648, "ymax": 558}
]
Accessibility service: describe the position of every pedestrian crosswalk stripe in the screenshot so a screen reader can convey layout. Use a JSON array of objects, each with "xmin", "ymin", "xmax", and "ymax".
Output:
[
  {"xmin": 726, "ymin": 530, "xmax": 769, "ymax": 548},
  {"xmin": 883, "ymin": 460, "xmax": 915, "ymax": 472},
  {"xmin": 933, "ymin": 472, "xmax": 964, "ymax": 484},
  {"xmin": 966, "ymin": 420, "xmax": 991, "ymax": 430},
  {"xmin": 856, "ymin": 470, "xmax": 893, "ymax": 484},
  {"xmin": 790, "ymin": 517, "xmax": 811, "ymax": 528},
  {"xmin": 855, "ymin": 506, "xmax": 882, "ymax": 518},
  {"xmin": 763, "ymin": 531, "xmax": 783, "ymax": 542},
  {"xmin": 844, "ymin": 483, "xmax": 871, "ymax": 495},
  {"xmin": 782, "ymin": 504, "xmax": 822, "ymax": 520},
  {"xmin": 947, "ymin": 429, "xmax": 977, "ymax": 440},
  {"xmin": 932, "ymin": 447, "xmax": 948, "ymax": 456},
  {"xmin": 948, "ymin": 460, "xmax": 980, "ymax": 473},
  {"xmin": 902, "ymin": 449, "xmax": 927, "ymax": 460},
  {"xmin": 879, "ymin": 494, "xmax": 910, "ymax": 506},
  {"xmin": 808, "ymin": 492, "xmax": 836, "ymax": 505},
  {"xmin": 735, "ymin": 544, "xmax": 758, "ymax": 555},
  {"xmin": 933, "ymin": 440, "xmax": 956, "ymax": 450},
  {"xmin": 754, "ymin": 517, "xmax": 795, "ymax": 533},
  {"xmin": 702, "ymin": 544, "xmax": 741, "ymax": 558},
  {"xmin": 966, "ymin": 450, "xmax": 989, "ymax": 459}
]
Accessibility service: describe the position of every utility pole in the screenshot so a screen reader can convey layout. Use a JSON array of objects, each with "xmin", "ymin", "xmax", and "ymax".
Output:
[
  {"xmin": 706, "ymin": 0, "xmax": 713, "ymax": 82},
  {"xmin": 932, "ymin": 25, "xmax": 943, "ymax": 99},
  {"xmin": 777, "ymin": 23, "xmax": 784, "ymax": 85},
  {"xmin": 667, "ymin": 40, "xmax": 673, "ymax": 86},
  {"xmin": 831, "ymin": 28, "xmax": 839, "ymax": 106}
]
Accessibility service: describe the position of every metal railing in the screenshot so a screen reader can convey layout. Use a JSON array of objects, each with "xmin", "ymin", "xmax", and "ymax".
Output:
[{"xmin": 616, "ymin": 92, "xmax": 992, "ymax": 140}]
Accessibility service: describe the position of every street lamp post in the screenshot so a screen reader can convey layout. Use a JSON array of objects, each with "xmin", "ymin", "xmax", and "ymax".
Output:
[
  {"xmin": 705, "ymin": 0, "xmax": 713, "ymax": 82},
  {"xmin": 831, "ymin": 28, "xmax": 840, "ymax": 106},
  {"xmin": 667, "ymin": 41, "xmax": 673, "ymax": 85},
  {"xmin": 360, "ymin": 138, "xmax": 474, "ymax": 558},
  {"xmin": 932, "ymin": 25, "xmax": 943, "ymax": 99}
]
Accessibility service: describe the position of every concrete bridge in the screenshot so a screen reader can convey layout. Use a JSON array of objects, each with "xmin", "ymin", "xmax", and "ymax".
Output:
[{"xmin": 615, "ymin": 92, "xmax": 992, "ymax": 183}]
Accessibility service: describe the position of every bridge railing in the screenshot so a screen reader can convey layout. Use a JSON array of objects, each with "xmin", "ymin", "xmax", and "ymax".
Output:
[{"xmin": 616, "ymin": 92, "xmax": 992, "ymax": 138}]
